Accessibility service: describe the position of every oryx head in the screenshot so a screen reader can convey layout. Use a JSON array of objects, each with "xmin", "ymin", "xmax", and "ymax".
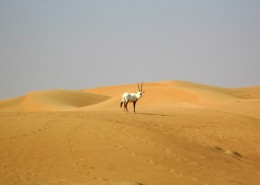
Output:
[{"xmin": 137, "ymin": 82, "xmax": 145, "ymax": 98}]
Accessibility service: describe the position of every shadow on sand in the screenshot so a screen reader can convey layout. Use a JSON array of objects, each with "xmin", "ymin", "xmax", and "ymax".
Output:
[{"xmin": 135, "ymin": 112, "xmax": 173, "ymax": 117}]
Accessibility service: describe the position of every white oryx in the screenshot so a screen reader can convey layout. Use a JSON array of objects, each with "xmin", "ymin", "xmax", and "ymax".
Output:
[{"xmin": 120, "ymin": 82, "xmax": 144, "ymax": 113}]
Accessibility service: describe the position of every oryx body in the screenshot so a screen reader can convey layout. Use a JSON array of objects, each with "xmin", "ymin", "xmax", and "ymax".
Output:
[{"xmin": 120, "ymin": 82, "xmax": 144, "ymax": 113}]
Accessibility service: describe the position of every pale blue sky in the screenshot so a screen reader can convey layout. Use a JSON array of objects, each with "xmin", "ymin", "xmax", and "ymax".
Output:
[{"xmin": 1, "ymin": 0, "xmax": 260, "ymax": 99}]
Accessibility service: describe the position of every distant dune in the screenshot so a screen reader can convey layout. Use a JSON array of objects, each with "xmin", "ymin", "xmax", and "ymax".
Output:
[
  {"xmin": 83, "ymin": 81, "xmax": 260, "ymax": 115},
  {"xmin": 0, "ymin": 80, "xmax": 260, "ymax": 112},
  {"xmin": 1, "ymin": 80, "xmax": 259, "ymax": 117},
  {"xmin": 0, "ymin": 81, "xmax": 259, "ymax": 185},
  {"xmin": 0, "ymin": 89, "xmax": 109, "ymax": 112}
]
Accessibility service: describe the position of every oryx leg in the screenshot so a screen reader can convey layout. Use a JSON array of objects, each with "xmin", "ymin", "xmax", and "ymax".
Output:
[
  {"xmin": 133, "ymin": 101, "xmax": 136, "ymax": 113},
  {"xmin": 124, "ymin": 101, "xmax": 129, "ymax": 112}
]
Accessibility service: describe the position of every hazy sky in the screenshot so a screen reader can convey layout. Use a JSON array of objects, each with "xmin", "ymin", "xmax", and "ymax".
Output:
[{"xmin": 1, "ymin": 0, "xmax": 260, "ymax": 99}]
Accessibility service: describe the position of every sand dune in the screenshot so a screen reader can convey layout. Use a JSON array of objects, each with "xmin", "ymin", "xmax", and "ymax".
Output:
[
  {"xmin": 84, "ymin": 81, "xmax": 250, "ymax": 110},
  {"xmin": 0, "ymin": 96, "xmax": 24, "ymax": 112},
  {"xmin": 0, "ymin": 81, "xmax": 260, "ymax": 185},
  {"xmin": 232, "ymin": 86, "xmax": 260, "ymax": 99},
  {"xmin": 1, "ymin": 80, "xmax": 258, "ymax": 112},
  {"xmin": 0, "ymin": 89, "xmax": 109, "ymax": 112}
]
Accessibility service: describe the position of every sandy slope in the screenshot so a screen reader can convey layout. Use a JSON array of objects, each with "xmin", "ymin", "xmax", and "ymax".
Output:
[{"xmin": 0, "ymin": 81, "xmax": 260, "ymax": 185}]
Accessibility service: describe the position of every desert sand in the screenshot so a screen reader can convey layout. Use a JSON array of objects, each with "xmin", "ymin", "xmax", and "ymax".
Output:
[{"xmin": 0, "ymin": 80, "xmax": 259, "ymax": 185}]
